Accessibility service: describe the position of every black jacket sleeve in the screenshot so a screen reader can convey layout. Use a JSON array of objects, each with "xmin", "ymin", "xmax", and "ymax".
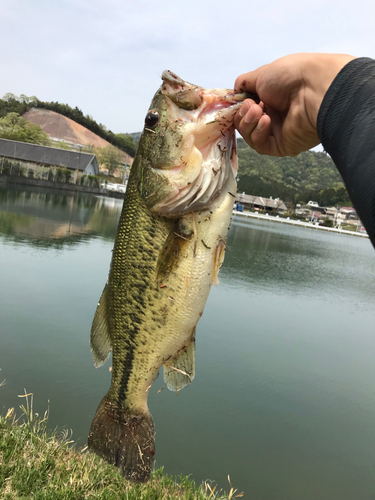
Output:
[{"xmin": 317, "ymin": 57, "xmax": 375, "ymax": 248}]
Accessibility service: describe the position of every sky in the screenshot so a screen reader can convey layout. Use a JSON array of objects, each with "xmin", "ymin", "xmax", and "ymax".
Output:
[{"xmin": 1, "ymin": 0, "xmax": 375, "ymax": 135}]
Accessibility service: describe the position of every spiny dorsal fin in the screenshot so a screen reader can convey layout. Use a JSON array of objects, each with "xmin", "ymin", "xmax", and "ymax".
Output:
[
  {"xmin": 90, "ymin": 284, "xmax": 112, "ymax": 367},
  {"xmin": 163, "ymin": 328, "xmax": 196, "ymax": 392}
]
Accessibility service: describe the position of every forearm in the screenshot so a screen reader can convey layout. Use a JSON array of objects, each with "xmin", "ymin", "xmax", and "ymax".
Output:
[{"xmin": 317, "ymin": 57, "xmax": 375, "ymax": 247}]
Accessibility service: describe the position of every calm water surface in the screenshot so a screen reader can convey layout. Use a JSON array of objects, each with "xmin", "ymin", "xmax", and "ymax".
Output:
[{"xmin": 1, "ymin": 184, "xmax": 375, "ymax": 500}]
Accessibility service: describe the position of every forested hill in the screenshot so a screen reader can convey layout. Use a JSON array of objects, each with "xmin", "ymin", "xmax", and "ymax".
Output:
[
  {"xmin": 0, "ymin": 93, "xmax": 136, "ymax": 157},
  {"xmin": 236, "ymin": 138, "xmax": 350, "ymax": 206}
]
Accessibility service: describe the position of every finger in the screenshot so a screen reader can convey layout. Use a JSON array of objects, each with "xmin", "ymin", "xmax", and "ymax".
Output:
[
  {"xmin": 261, "ymin": 107, "xmax": 298, "ymax": 156},
  {"xmin": 235, "ymin": 103, "xmax": 264, "ymax": 148},
  {"xmin": 236, "ymin": 101, "xmax": 264, "ymax": 126},
  {"xmin": 237, "ymin": 113, "xmax": 284, "ymax": 157},
  {"xmin": 251, "ymin": 117, "xmax": 298, "ymax": 157},
  {"xmin": 264, "ymin": 106, "xmax": 284, "ymax": 146},
  {"xmin": 234, "ymin": 73, "xmax": 252, "ymax": 94},
  {"xmin": 233, "ymin": 99, "xmax": 258, "ymax": 130},
  {"xmin": 234, "ymin": 65, "xmax": 267, "ymax": 94},
  {"xmin": 249, "ymin": 114, "xmax": 278, "ymax": 155}
]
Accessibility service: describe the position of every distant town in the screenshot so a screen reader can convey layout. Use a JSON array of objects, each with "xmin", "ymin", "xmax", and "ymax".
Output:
[{"xmin": 234, "ymin": 193, "xmax": 364, "ymax": 233}]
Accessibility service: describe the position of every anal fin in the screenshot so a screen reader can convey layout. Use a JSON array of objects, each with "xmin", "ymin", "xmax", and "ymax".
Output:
[
  {"xmin": 163, "ymin": 328, "xmax": 196, "ymax": 392},
  {"xmin": 90, "ymin": 284, "xmax": 112, "ymax": 367}
]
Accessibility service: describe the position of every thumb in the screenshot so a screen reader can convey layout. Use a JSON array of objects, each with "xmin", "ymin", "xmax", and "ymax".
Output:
[{"xmin": 234, "ymin": 65, "xmax": 266, "ymax": 94}]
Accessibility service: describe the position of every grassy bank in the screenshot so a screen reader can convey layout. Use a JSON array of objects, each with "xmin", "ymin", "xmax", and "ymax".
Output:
[{"xmin": 0, "ymin": 393, "xmax": 241, "ymax": 500}]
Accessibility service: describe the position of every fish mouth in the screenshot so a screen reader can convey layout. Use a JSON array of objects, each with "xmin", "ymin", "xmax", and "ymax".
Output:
[
  {"xmin": 153, "ymin": 71, "xmax": 251, "ymax": 215},
  {"xmin": 161, "ymin": 70, "xmax": 258, "ymax": 110}
]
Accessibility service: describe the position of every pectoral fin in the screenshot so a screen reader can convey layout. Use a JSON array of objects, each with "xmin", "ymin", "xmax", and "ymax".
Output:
[
  {"xmin": 156, "ymin": 219, "xmax": 193, "ymax": 283},
  {"xmin": 164, "ymin": 328, "xmax": 196, "ymax": 392},
  {"xmin": 212, "ymin": 238, "xmax": 226, "ymax": 286},
  {"xmin": 90, "ymin": 284, "xmax": 112, "ymax": 367}
]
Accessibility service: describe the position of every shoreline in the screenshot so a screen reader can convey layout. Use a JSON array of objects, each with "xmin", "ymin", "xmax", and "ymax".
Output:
[
  {"xmin": 232, "ymin": 210, "xmax": 369, "ymax": 239},
  {"xmin": 0, "ymin": 397, "xmax": 230, "ymax": 500},
  {"xmin": 0, "ymin": 174, "xmax": 127, "ymax": 199},
  {"xmin": 0, "ymin": 176, "xmax": 369, "ymax": 240}
]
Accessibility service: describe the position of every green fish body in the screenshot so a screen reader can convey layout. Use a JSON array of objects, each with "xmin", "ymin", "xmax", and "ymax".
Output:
[{"xmin": 88, "ymin": 71, "xmax": 246, "ymax": 482}]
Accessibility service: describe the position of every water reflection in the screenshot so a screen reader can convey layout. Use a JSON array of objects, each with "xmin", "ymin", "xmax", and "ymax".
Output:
[
  {"xmin": 0, "ymin": 185, "xmax": 123, "ymax": 247},
  {"xmin": 223, "ymin": 217, "xmax": 375, "ymax": 303}
]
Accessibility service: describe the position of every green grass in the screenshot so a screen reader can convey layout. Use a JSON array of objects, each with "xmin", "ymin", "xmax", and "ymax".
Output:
[
  {"xmin": 341, "ymin": 223, "xmax": 358, "ymax": 232},
  {"xmin": 0, "ymin": 392, "xmax": 242, "ymax": 500}
]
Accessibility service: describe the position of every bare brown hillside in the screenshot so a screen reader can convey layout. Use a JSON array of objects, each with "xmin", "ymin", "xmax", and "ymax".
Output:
[{"xmin": 23, "ymin": 108, "xmax": 113, "ymax": 148}]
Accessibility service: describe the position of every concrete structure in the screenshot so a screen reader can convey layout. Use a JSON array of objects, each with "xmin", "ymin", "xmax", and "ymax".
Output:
[
  {"xmin": 232, "ymin": 209, "xmax": 369, "ymax": 239},
  {"xmin": 0, "ymin": 138, "xmax": 99, "ymax": 174}
]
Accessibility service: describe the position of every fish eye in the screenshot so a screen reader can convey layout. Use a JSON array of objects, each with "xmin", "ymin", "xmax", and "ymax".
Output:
[{"xmin": 145, "ymin": 111, "xmax": 159, "ymax": 128}]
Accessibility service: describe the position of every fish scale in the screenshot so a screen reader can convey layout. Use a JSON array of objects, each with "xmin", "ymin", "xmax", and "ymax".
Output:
[{"xmin": 108, "ymin": 174, "xmax": 174, "ymax": 406}]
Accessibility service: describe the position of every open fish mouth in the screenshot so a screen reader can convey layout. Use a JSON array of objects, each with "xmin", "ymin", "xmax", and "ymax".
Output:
[{"xmin": 150, "ymin": 70, "xmax": 251, "ymax": 215}]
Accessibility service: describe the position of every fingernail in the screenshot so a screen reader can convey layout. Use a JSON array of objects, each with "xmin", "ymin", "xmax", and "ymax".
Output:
[
  {"xmin": 244, "ymin": 106, "xmax": 255, "ymax": 123},
  {"xmin": 238, "ymin": 102, "xmax": 248, "ymax": 118}
]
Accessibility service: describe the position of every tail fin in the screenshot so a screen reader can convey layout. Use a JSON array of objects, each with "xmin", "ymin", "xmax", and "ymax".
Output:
[{"xmin": 88, "ymin": 395, "xmax": 155, "ymax": 483}]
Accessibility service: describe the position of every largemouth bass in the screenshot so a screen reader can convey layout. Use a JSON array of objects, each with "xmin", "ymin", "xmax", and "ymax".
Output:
[{"xmin": 88, "ymin": 70, "xmax": 249, "ymax": 482}]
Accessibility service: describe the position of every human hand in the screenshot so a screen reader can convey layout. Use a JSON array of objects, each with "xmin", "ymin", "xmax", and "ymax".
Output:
[{"xmin": 234, "ymin": 53, "xmax": 355, "ymax": 156}]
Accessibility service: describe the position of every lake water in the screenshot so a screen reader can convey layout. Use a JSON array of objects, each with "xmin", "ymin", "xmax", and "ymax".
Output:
[{"xmin": 1, "ymin": 184, "xmax": 375, "ymax": 500}]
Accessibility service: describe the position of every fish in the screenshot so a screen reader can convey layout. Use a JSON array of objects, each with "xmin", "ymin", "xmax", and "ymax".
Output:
[{"xmin": 88, "ymin": 70, "xmax": 249, "ymax": 483}]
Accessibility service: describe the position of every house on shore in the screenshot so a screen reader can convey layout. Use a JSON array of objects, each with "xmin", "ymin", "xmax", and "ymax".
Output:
[
  {"xmin": 296, "ymin": 201, "xmax": 326, "ymax": 220},
  {"xmin": 0, "ymin": 138, "xmax": 99, "ymax": 175},
  {"xmin": 235, "ymin": 193, "xmax": 287, "ymax": 214},
  {"xmin": 338, "ymin": 207, "xmax": 357, "ymax": 220}
]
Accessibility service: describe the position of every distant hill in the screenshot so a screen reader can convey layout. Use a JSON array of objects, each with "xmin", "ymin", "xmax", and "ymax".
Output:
[
  {"xmin": 0, "ymin": 93, "xmax": 137, "ymax": 157},
  {"xmin": 236, "ymin": 138, "xmax": 350, "ymax": 206},
  {"xmin": 129, "ymin": 131, "xmax": 141, "ymax": 144},
  {"xmin": 23, "ymin": 108, "xmax": 112, "ymax": 149}
]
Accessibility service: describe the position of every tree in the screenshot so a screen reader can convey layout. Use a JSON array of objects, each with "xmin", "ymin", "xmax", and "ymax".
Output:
[
  {"xmin": 19, "ymin": 94, "xmax": 38, "ymax": 106},
  {"xmin": 236, "ymin": 137, "xmax": 348, "ymax": 203},
  {"xmin": 82, "ymin": 144, "xmax": 95, "ymax": 154},
  {"xmin": 0, "ymin": 94, "xmax": 29, "ymax": 118},
  {"xmin": 114, "ymin": 133, "xmax": 137, "ymax": 157},
  {"xmin": 0, "ymin": 112, "xmax": 50, "ymax": 145},
  {"xmin": 2, "ymin": 93, "xmax": 17, "ymax": 102},
  {"xmin": 95, "ymin": 145, "xmax": 124, "ymax": 175}
]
